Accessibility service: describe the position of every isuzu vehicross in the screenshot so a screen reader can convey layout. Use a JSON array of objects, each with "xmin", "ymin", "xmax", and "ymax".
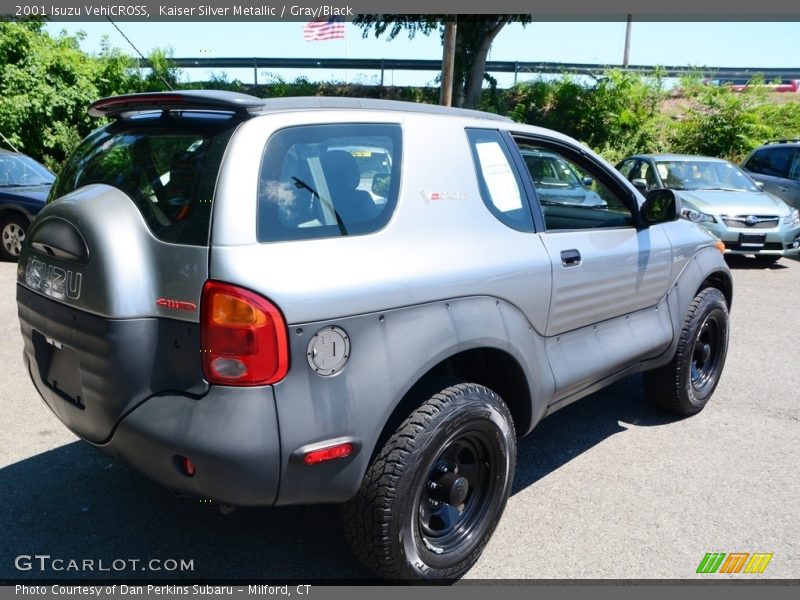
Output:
[{"xmin": 17, "ymin": 92, "xmax": 732, "ymax": 581}]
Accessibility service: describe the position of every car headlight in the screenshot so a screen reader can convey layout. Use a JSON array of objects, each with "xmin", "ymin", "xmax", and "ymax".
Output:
[
  {"xmin": 681, "ymin": 208, "xmax": 716, "ymax": 224},
  {"xmin": 783, "ymin": 208, "xmax": 800, "ymax": 226}
]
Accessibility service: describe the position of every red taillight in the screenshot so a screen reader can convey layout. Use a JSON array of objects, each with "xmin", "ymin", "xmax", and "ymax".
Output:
[
  {"xmin": 178, "ymin": 456, "xmax": 196, "ymax": 477},
  {"xmin": 303, "ymin": 442, "xmax": 354, "ymax": 465},
  {"xmin": 200, "ymin": 281, "xmax": 289, "ymax": 386}
]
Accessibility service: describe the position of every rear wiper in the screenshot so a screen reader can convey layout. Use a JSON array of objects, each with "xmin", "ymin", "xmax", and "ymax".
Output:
[
  {"xmin": 291, "ymin": 176, "xmax": 318, "ymax": 197},
  {"xmin": 291, "ymin": 176, "xmax": 347, "ymax": 236}
]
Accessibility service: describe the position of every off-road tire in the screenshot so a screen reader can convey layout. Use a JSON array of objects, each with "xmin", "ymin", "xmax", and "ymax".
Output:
[
  {"xmin": 342, "ymin": 383, "xmax": 516, "ymax": 581},
  {"xmin": 644, "ymin": 288, "xmax": 729, "ymax": 415}
]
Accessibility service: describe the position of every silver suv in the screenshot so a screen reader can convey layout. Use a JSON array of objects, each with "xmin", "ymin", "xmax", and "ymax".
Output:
[{"xmin": 16, "ymin": 92, "xmax": 732, "ymax": 581}]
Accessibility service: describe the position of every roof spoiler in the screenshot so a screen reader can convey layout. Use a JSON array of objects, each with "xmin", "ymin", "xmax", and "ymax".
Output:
[{"xmin": 88, "ymin": 90, "xmax": 264, "ymax": 118}]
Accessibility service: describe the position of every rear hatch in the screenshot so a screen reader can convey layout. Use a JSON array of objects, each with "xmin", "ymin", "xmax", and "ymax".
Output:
[{"xmin": 16, "ymin": 97, "xmax": 247, "ymax": 443}]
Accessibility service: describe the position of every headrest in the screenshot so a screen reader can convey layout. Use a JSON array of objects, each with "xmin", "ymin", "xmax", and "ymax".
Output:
[{"xmin": 320, "ymin": 150, "xmax": 360, "ymax": 191}]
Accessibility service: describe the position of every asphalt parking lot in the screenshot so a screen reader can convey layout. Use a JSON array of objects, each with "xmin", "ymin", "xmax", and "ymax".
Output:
[{"xmin": 0, "ymin": 256, "xmax": 798, "ymax": 581}]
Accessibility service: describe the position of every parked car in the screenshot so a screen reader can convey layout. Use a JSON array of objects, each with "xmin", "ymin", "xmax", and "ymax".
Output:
[
  {"xmin": 617, "ymin": 154, "xmax": 800, "ymax": 263},
  {"xmin": 0, "ymin": 149, "xmax": 55, "ymax": 260},
  {"xmin": 702, "ymin": 78, "xmax": 800, "ymax": 93},
  {"xmin": 18, "ymin": 92, "xmax": 733, "ymax": 581},
  {"xmin": 741, "ymin": 140, "xmax": 800, "ymax": 210}
]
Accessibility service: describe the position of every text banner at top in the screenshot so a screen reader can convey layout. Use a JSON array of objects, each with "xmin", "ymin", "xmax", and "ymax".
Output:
[{"xmin": 3, "ymin": 0, "xmax": 800, "ymax": 22}]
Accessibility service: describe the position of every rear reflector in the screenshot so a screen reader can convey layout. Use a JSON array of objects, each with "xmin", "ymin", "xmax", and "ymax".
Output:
[
  {"xmin": 303, "ymin": 442, "xmax": 354, "ymax": 465},
  {"xmin": 200, "ymin": 281, "xmax": 289, "ymax": 386},
  {"xmin": 174, "ymin": 455, "xmax": 196, "ymax": 477}
]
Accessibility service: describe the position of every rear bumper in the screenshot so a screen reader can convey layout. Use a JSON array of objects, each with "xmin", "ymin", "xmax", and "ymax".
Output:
[
  {"xmin": 25, "ymin": 351, "xmax": 282, "ymax": 506},
  {"xmin": 102, "ymin": 385, "xmax": 283, "ymax": 507}
]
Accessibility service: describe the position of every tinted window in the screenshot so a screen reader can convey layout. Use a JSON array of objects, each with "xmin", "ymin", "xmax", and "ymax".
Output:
[
  {"xmin": 0, "ymin": 153, "xmax": 54, "ymax": 187},
  {"xmin": 466, "ymin": 129, "xmax": 533, "ymax": 232},
  {"xmin": 746, "ymin": 148, "xmax": 793, "ymax": 177},
  {"xmin": 617, "ymin": 159, "xmax": 637, "ymax": 179},
  {"xmin": 51, "ymin": 114, "xmax": 237, "ymax": 246},
  {"xmin": 788, "ymin": 151, "xmax": 800, "ymax": 181},
  {"xmin": 257, "ymin": 124, "xmax": 401, "ymax": 242},
  {"xmin": 655, "ymin": 160, "xmax": 759, "ymax": 192},
  {"xmin": 516, "ymin": 142, "xmax": 634, "ymax": 231}
]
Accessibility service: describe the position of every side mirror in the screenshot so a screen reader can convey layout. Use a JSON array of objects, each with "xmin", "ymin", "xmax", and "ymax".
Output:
[
  {"xmin": 642, "ymin": 189, "xmax": 681, "ymax": 226},
  {"xmin": 631, "ymin": 178, "xmax": 649, "ymax": 193},
  {"xmin": 581, "ymin": 176, "xmax": 594, "ymax": 187},
  {"xmin": 372, "ymin": 174, "xmax": 390, "ymax": 198}
]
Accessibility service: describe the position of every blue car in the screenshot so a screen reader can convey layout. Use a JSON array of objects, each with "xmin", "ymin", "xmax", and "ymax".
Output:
[{"xmin": 0, "ymin": 150, "xmax": 55, "ymax": 260}]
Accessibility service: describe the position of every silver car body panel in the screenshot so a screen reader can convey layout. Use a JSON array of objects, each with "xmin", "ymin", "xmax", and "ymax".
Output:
[
  {"xmin": 17, "ymin": 184, "xmax": 208, "ymax": 322},
  {"xmin": 211, "ymin": 111, "xmax": 555, "ymax": 332},
  {"xmin": 16, "ymin": 99, "xmax": 733, "ymax": 505}
]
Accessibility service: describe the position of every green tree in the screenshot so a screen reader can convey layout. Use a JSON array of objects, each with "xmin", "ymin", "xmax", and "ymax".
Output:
[
  {"xmin": 0, "ymin": 22, "xmax": 177, "ymax": 169},
  {"xmin": 354, "ymin": 15, "xmax": 532, "ymax": 109}
]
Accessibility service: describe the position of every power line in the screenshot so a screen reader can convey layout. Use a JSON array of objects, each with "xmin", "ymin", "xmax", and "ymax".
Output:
[{"xmin": 106, "ymin": 17, "xmax": 174, "ymax": 91}]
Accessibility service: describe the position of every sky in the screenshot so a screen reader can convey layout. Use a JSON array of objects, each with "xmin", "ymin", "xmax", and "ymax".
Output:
[{"xmin": 44, "ymin": 20, "xmax": 800, "ymax": 88}]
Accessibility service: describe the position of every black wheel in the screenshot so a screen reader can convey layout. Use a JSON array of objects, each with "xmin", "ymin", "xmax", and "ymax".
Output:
[
  {"xmin": 754, "ymin": 254, "xmax": 781, "ymax": 264},
  {"xmin": 0, "ymin": 214, "xmax": 28, "ymax": 261},
  {"xmin": 343, "ymin": 383, "xmax": 516, "ymax": 581},
  {"xmin": 644, "ymin": 288, "xmax": 729, "ymax": 415}
]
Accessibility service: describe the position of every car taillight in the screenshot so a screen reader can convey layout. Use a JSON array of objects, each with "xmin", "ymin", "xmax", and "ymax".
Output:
[{"xmin": 200, "ymin": 281, "xmax": 289, "ymax": 386}]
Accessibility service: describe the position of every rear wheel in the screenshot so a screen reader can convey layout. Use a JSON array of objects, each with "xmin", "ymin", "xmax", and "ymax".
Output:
[
  {"xmin": 343, "ymin": 383, "xmax": 516, "ymax": 581},
  {"xmin": 644, "ymin": 288, "xmax": 729, "ymax": 415},
  {"xmin": 0, "ymin": 214, "xmax": 28, "ymax": 261},
  {"xmin": 754, "ymin": 254, "xmax": 781, "ymax": 264}
]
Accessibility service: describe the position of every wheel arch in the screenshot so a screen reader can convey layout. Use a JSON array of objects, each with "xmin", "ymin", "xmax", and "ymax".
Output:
[
  {"xmin": 0, "ymin": 206, "xmax": 33, "ymax": 223},
  {"xmin": 369, "ymin": 346, "xmax": 534, "ymax": 465},
  {"xmin": 696, "ymin": 269, "xmax": 733, "ymax": 310}
]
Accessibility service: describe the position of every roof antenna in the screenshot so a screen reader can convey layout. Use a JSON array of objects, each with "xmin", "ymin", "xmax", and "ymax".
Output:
[
  {"xmin": 106, "ymin": 17, "xmax": 175, "ymax": 91},
  {"xmin": 0, "ymin": 131, "xmax": 20, "ymax": 152}
]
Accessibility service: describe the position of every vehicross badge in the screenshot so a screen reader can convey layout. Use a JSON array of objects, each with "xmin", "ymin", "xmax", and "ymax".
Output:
[{"xmin": 24, "ymin": 258, "xmax": 82, "ymax": 300}]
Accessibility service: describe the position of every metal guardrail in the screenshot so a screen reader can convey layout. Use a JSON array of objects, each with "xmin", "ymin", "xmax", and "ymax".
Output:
[{"xmin": 161, "ymin": 57, "xmax": 800, "ymax": 86}]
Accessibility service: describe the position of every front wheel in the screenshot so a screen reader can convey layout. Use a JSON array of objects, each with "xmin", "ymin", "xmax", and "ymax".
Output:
[
  {"xmin": 343, "ymin": 383, "xmax": 516, "ymax": 581},
  {"xmin": 644, "ymin": 287, "xmax": 729, "ymax": 415}
]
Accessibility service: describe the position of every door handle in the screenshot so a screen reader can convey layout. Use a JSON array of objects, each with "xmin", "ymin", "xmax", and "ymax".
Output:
[{"xmin": 560, "ymin": 249, "xmax": 582, "ymax": 267}]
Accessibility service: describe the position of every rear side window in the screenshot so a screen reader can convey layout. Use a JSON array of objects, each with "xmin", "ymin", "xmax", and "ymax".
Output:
[
  {"xmin": 466, "ymin": 129, "xmax": 533, "ymax": 233},
  {"xmin": 257, "ymin": 123, "xmax": 401, "ymax": 242},
  {"xmin": 50, "ymin": 114, "xmax": 237, "ymax": 246}
]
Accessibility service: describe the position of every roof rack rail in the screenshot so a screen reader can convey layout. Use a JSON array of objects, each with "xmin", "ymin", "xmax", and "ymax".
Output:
[
  {"xmin": 763, "ymin": 139, "xmax": 800, "ymax": 145},
  {"xmin": 252, "ymin": 96, "xmax": 512, "ymax": 122}
]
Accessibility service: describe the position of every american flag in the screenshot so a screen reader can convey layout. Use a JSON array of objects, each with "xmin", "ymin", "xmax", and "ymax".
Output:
[{"xmin": 303, "ymin": 16, "xmax": 346, "ymax": 42}]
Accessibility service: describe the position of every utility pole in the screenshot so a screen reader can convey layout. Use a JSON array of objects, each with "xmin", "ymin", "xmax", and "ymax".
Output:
[
  {"xmin": 440, "ymin": 18, "xmax": 457, "ymax": 106},
  {"xmin": 623, "ymin": 14, "xmax": 632, "ymax": 68}
]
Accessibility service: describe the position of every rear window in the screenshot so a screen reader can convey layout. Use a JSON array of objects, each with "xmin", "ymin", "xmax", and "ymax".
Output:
[
  {"xmin": 257, "ymin": 123, "xmax": 402, "ymax": 242},
  {"xmin": 50, "ymin": 114, "xmax": 238, "ymax": 246}
]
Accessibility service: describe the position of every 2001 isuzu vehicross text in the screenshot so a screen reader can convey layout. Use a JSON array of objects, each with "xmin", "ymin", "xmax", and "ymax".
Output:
[{"xmin": 16, "ymin": 91, "xmax": 732, "ymax": 581}]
